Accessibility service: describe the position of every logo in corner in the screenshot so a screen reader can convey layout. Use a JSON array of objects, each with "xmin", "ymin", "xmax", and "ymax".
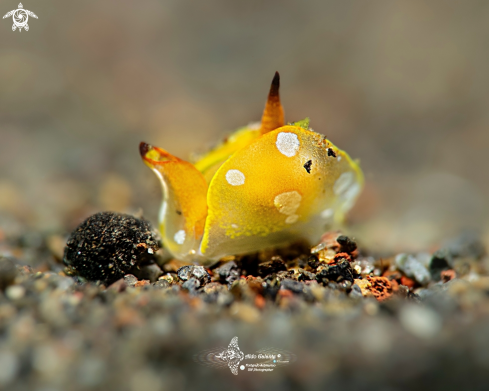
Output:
[
  {"xmin": 215, "ymin": 337, "xmax": 245, "ymax": 375},
  {"xmin": 3, "ymin": 3, "xmax": 38, "ymax": 32},
  {"xmin": 194, "ymin": 336, "xmax": 296, "ymax": 376}
]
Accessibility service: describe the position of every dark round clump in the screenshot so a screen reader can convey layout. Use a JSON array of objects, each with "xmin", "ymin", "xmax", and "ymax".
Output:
[
  {"xmin": 0, "ymin": 257, "xmax": 18, "ymax": 290},
  {"xmin": 63, "ymin": 212, "xmax": 160, "ymax": 284}
]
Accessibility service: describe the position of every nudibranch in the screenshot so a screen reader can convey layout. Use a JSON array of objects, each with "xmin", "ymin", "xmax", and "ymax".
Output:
[{"xmin": 140, "ymin": 72, "xmax": 364, "ymax": 264}]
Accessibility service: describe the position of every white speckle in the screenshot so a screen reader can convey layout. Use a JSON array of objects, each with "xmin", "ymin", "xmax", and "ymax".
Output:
[
  {"xmin": 274, "ymin": 191, "xmax": 302, "ymax": 215},
  {"xmin": 108, "ymin": 263, "xmax": 114, "ymax": 269},
  {"xmin": 5, "ymin": 285, "xmax": 25, "ymax": 300},
  {"xmin": 147, "ymin": 248, "xmax": 154, "ymax": 254},
  {"xmin": 343, "ymin": 182, "xmax": 361, "ymax": 201},
  {"xmin": 174, "ymin": 230, "xmax": 186, "ymax": 245},
  {"xmin": 231, "ymin": 224, "xmax": 239, "ymax": 229},
  {"xmin": 285, "ymin": 214, "xmax": 299, "ymax": 224},
  {"xmin": 334, "ymin": 172, "xmax": 354, "ymax": 196},
  {"xmin": 225, "ymin": 169, "xmax": 245, "ymax": 186},
  {"xmin": 274, "ymin": 191, "xmax": 302, "ymax": 224},
  {"xmin": 276, "ymin": 132, "xmax": 300, "ymax": 157},
  {"xmin": 337, "ymin": 156, "xmax": 342, "ymax": 162},
  {"xmin": 320, "ymin": 208, "xmax": 334, "ymax": 219},
  {"xmin": 342, "ymin": 184, "xmax": 362, "ymax": 210}
]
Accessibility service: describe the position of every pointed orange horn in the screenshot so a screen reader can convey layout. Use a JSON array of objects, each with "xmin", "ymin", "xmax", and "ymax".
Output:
[
  {"xmin": 139, "ymin": 141, "xmax": 180, "ymax": 167},
  {"xmin": 260, "ymin": 71, "xmax": 285, "ymax": 135}
]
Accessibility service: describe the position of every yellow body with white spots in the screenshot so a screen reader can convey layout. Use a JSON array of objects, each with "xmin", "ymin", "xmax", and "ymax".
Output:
[{"xmin": 140, "ymin": 73, "xmax": 363, "ymax": 263}]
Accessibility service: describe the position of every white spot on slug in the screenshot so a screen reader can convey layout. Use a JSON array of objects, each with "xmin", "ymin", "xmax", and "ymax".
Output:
[
  {"xmin": 334, "ymin": 172, "xmax": 354, "ymax": 196},
  {"xmin": 285, "ymin": 214, "xmax": 299, "ymax": 224},
  {"xmin": 274, "ymin": 191, "xmax": 302, "ymax": 224},
  {"xmin": 320, "ymin": 208, "xmax": 334, "ymax": 219},
  {"xmin": 342, "ymin": 182, "xmax": 362, "ymax": 210},
  {"xmin": 276, "ymin": 132, "xmax": 300, "ymax": 157},
  {"xmin": 274, "ymin": 191, "xmax": 302, "ymax": 215},
  {"xmin": 174, "ymin": 230, "xmax": 186, "ymax": 245},
  {"xmin": 225, "ymin": 169, "xmax": 245, "ymax": 186},
  {"xmin": 344, "ymin": 182, "xmax": 361, "ymax": 200}
]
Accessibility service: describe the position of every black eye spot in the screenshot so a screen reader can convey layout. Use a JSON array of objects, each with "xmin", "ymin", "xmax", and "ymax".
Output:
[
  {"xmin": 176, "ymin": 210, "xmax": 182, "ymax": 215},
  {"xmin": 303, "ymin": 160, "xmax": 312, "ymax": 174},
  {"xmin": 327, "ymin": 148, "xmax": 336, "ymax": 157}
]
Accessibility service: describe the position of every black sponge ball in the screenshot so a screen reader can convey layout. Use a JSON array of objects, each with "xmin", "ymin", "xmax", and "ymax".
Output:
[{"xmin": 63, "ymin": 212, "xmax": 160, "ymax": 284}]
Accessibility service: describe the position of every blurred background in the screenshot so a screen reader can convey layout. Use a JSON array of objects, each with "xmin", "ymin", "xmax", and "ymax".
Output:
[{"xmin": 1, "ymin": 0, "xmax": 488, "ymax": 253}]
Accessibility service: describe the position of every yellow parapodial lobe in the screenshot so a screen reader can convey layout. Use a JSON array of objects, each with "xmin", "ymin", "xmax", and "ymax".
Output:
[
  {"xmin": 139, "ymin": 142, "xmax": 208, "ymax": 261},
  {"xmin": 199, "ymin": 126, "xmax": 363, "ymax": 259}
]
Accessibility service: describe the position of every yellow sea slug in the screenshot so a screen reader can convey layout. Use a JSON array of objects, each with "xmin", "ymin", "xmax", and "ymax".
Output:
[{"xmin": 140, "ymin": 73, "xmax": 363, "ymax": 264}]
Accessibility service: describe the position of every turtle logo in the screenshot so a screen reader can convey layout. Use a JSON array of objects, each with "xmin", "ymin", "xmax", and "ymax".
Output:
[
  {"xmin": 3, "ymin": 3, "xmax": 38, "ymax": 32},
  {"xmin": 215, "ymin": 337, "xmax": 245, "ymax": 375}
]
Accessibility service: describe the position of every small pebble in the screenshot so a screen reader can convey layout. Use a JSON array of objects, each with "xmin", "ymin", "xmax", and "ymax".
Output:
[
  {"xmin": 5, "ymin": 285, "xmax": 25, "ymax": 300},
  {"xmin": 316, "ymin": 259, "xmax": 354, "ymax": 284},
  {"xmin": 152, "ymin": 279, "xmax": 170, "ymax": 289},
  {"xmin": 0, "ymin": 351, "xmax": 19, "ymax": 385},
  {"xmin": 177, "ymin": 266, "xmax": 211, "ymax": 285},
  {"xmin": 124, "ymin": 274, "xmax": 138, "ymax": 287},
  {"xmin": 297, "ymin": 269, "xmax": 316, "ymax": 281},
  {"xmin": 336, "ymin": 235, "xmax": 357, "ymax": 253},
  {"xmin": 350, "ymin": 284, "xmax": 363, "ymax": 299},
  {"xmin": 0, "ymin": 257, "xmax": 18, "ymax": 290},
  {"xmin": 280, "ymin": 279, "xmax": 304, "ymax": 294},
  {"xmin": 399, "ymin": 304, "xmax": 442, "ymax": 339},
  {"xmin": 215, "ymin": 261, "xmax": 240, "ymax": 284},
  {"xmin": 182, "ymin": 277, "xmax": 201, "ymax": 292},
  {"xmin": 258, "ymin": 258, "xmax": 287, "ymax": 277},
  {"xmin": 395, "ymin": 253, "xmax": 431, "ymax": 286}
]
